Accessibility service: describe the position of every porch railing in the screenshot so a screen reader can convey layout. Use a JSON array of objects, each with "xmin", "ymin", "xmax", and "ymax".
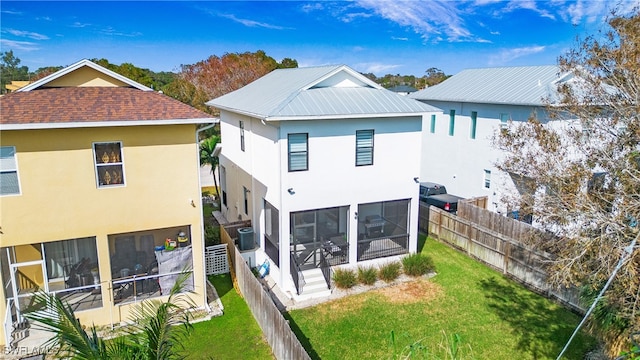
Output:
[
  {"xmin": 4, "ymin": 298, "xmax": 14, "ymax": 350},
  {"xmin": 357, "ymin": 234, "xmax": 409, "ymax": 262},
  {"xmin": 16, "ymin": 269, "xmax": 38, "ymax": 292},
  {"xmin": 290, "ymin": 253, "xmax": 305, "ymax": 295},
  {"xmin": 319, "ymin": 251, "xmax": 331, "ymax": 290}
]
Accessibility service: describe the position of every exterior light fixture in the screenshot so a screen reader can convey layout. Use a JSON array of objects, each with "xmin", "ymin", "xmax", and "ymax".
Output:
[
  {"xmin": 414, "ymin": 177, "xmax": 420, "ymax": 183},
  {"xmin": 287, "ymin": 188, "xmax": 295, "ymax": 195}
]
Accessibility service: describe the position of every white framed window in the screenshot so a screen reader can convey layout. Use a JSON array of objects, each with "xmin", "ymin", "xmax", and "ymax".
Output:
[
  {"xmin": 93, "ymin": 142, "xmax": 125, "ymax": 188},
  {"xmin": 288, "ymin": 133, "xmax": 308, "ymax": 172},
  {"xmin": 449, "ymin": 110, "xmax": 455, "ymax": 136},
  {"xmin": 220, "ymin": 165, "xmax": 227, "ymax": 207},
  {"xmin": 484, "ymin": 169, "xmax": 491, "ymax": 189},
  {"xmin": 430, "ymin": 114, "xmax": 436, "ymax": 134},
  {"xmin": 470, "ymin": 111, "xmax": 478, "ymax": 139},
  {"xmin": 499, "ymin": 113, "xmax": 510, "ymax": 130},
  {"xmin": 0, "ymin": 146, "xmax": 21, "ymax": 195},
  {"xmin": 355, "ymin": 129, "xmax": 374, "ymax": 166},
  {"xmin": 239, "ymin": 120, "xmax": 245, "ymax": 152}
]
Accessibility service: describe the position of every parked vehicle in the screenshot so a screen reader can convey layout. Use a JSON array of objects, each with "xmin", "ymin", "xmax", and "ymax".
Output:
[{"xmin": 419, "ymin": 182, "xmax": 464, "ymax": 213}]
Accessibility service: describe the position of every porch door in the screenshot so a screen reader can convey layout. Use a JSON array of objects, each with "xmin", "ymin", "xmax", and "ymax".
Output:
[{"xmin": 7, "ymin": 247, "xmax": 48, "ymax": 322}]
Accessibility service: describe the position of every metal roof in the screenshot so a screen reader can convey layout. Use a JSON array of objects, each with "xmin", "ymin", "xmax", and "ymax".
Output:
[
  {"xmin": 207, "ymin": 65, "xmax": 440, "ymax": 120},
  {"xmin": 409, "ymin": 65, "xmax": 569, "ymax": 106}
]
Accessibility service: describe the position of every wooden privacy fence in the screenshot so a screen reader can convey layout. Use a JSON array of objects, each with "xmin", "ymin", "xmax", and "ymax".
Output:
[
  {"xmin": 220, "ymin": 223, "xmax": 311, "ymax": 360},
  {"xmin": 423, "ymin": 201, "xmax": 584, "ymax": 313}
]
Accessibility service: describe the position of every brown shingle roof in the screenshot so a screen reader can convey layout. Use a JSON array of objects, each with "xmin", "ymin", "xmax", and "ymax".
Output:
[{"xmin": 1, "ymin": 87, "xmax": 214, "ymax": 126}]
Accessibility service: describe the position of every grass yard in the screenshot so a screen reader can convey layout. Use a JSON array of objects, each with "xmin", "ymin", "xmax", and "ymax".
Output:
[
  {"xmin": 184, "ymin": 274, "xmax": 273, "ymax": 359},
  {"xmin": 286, "ymin": 236, "xmax": 597, "ymax": 359}
]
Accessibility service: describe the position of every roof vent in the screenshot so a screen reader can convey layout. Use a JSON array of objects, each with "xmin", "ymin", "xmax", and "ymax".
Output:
[{"xmin": 537, "ymin": 79, "xmax": 542, "ymax": 86}]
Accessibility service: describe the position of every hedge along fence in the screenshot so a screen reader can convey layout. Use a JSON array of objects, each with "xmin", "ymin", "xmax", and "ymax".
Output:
[
  {"xmin": 220, "ymin": 224, "xmax": 311, "ymax": 360},
  {"xmin": 423, "ymin": 201, "xmax": 584, "ymax": 313}
]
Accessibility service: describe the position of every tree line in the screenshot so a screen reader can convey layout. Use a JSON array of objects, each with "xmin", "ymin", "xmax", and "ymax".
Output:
[{"xmin": 0, "ymin": 49, "xmax": 448, "ymax": 114}]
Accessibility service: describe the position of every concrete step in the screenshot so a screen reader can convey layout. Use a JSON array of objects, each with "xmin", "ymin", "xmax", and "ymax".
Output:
[{"xmin": 296, "ymin": 268, "xmax": 331, "ymax": 301}]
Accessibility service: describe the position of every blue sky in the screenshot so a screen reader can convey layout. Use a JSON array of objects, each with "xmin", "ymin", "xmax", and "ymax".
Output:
[{"xmin": 1, "ymin": 1, "xmax": 637, "ymax": 77}]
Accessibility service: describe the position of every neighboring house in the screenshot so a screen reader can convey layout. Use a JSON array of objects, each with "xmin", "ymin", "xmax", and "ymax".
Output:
[
  {"xmin": 0, "ymin": 59, "xmax": 216, "ymax": 349},
  {"xmin": 4, "ymin": 81, "xmax": 31, "ymax": 93},
  {"xmin": 409, "ymin": 65, "xmax": 576, "ymax": 215},
  {"xmin": 207, "ymin": 65, "xmax": 440, "ymax": 299},
  {"xmin": 387, "ymin": 85, "xmax": 418, "ymax": 96}
]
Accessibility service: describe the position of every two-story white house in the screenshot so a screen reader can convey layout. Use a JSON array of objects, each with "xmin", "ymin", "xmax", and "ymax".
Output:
[
  {"xmin": 409, "ymin": 65, "xmax": 576, "ymax": 217},
  {"xmin": 207, "ymin": 65, "xmax": 440, "ymax": 299}
]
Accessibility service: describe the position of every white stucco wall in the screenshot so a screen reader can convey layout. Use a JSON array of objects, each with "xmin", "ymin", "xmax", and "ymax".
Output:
[
  {"xmin": 219, "ymin": 110, "xmax": 427, "ymax": 294},
  {"xmin": 418, "ymin": 101, "xmax": 550, "ymax": 213}
]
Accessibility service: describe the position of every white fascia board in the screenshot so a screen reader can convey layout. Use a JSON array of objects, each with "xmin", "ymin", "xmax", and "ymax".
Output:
[
  {"xmin": 418, "ymin": 97, "xmax": 547, "ymax": 107},
  {"xmin": 265, "ymin": 112, "xmax": 434, "ymax": 121},
  {"xmin": 18, "ymin": 59, "xmax": 153, "ymax": 92},
  {"xmin": 2, "ymin": 118, "xmax": 218, "ymax": 130},
  {"xmin": 212, "ymin": 106, "xmax": 267, "ymax": 121}
]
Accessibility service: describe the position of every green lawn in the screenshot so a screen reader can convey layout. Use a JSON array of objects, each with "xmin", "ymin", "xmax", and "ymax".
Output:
[
  {"xmin": 184, "ymin": 274, "xmax": 273, "ymax": 359},
  {"xmin": 285, "ymin": 236, "xmax": 597, "ymax": 359}
]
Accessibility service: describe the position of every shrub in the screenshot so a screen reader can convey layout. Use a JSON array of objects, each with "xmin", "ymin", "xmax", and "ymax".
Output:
[
  {"xmin": 378, "ymin": 262, "xmax": 401, "ymax": 282},
  {"xmin": 204, "ymin": 222, "xmax": 220, "ymax": 247},
  {"xmin": 402, "ymin": 253, "xmax": 436, "ymax": 277},
  {"xmin": 332, "ymin": 268, "xmax": 357, "ymax": 289},
  {"xmin": 357, "ymin": 266, "xmax": 377, "ymax": 285}
]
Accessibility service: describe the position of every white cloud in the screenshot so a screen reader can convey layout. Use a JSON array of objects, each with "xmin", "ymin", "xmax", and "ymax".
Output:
[
  {"xmin": 0, "ymin": 39, "xmax": 39, "ymax": 51},
  {"xmin": 559, "ymin": 0, "xmax": 605, "ymax": 24},
  {"xmin": 340, "ymin": 11, "xmax": 373, "ymax": 23},
  {"xmin": 489, "ymin": 45, "xmax": 546, "ymax": 65},
  {"xmin": 503, "ymin": 0, "xmax": 557, "ymax": 20},
  {"xmin": 5, "ymin": 29, "xmax": 49, "ymax": 40},
  {"xmin": 100, "ymin": 27, "xmax": 142, "ymax": 37},
  {"xmin": 391, "ymin": 36, "xmax": 409, "ymax": 41},
  {"xmin": 71, "ymin": 22, "xmax": 91, "ymax": 28},
  {"xmin": 357, "ymin": 62, "xmax": 401, "ymax": 75},
  {"xmin": 1, "ymin": 10, "xmax": 22, "ymax": 15},
  {"xmin": 354, "ymin": 0, "xmax": 488, "ymax": 43},
  {"xmin": 218, "ymin": 13, "xmax": 291, "ymax": 30},
  {"xmin": 300, "ymin": 3, "xmax": 324, "ymax": 13}
]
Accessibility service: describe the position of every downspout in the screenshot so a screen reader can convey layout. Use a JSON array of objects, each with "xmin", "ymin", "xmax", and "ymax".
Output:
[{"xmin": 196, "ymin": 122, "xmax": 217, "ymax": 312}]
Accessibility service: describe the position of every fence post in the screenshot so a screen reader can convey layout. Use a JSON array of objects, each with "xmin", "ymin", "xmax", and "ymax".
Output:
[
  {"xmin": 466, "ymin": 223, "xmax": 472, "ymax": 256},
  {"xmin": 503, "ymin": 240, "xmax": 510, "ymax": 275},
  {"xmin": 438, "ymin": 209, "xmax": 442, "ymax": 240}
]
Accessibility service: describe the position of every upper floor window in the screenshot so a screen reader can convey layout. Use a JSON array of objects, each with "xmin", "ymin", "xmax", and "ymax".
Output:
[
  {"xmin": 449, "ymin": 110, "xmax": 455, "ymax": 136},
  {"xmin": 0, "ymin": 146, "xmax": 20, "ymax": 195},
  {"xmin": 94, "ymin": 142, "xmax": 125, "ymax": 188},
  {"xmin": 430, "ymin": 114, "xmax": 436, "ymax": 134},
  {"xmin": 288, "ymin": 133, "xmax": 308, "ymax": 172},
  {"xmin": 470, "ymin": 111, "xmax": 478, "ymax": 139},
  {"xmin": 500, "ymin": 113, "xmax": 510, "ymax": 130},
  {"xmin": 355, "ymin": 130, "xmax": 374, "ymax": 166},
  {"xmin": 239, "ymin": 120, "xmax": 245, "ymax": 152},
  {"xmin": 220, "ymin": 165, "xmax": 227, "ymax": 207},
  {"xmin": 484, "ymin": 169, "xmax": 491, "ymax": 189},
  {"xmin": 243, "ymin": 186, "xmax": 249, "ymax": 215}
]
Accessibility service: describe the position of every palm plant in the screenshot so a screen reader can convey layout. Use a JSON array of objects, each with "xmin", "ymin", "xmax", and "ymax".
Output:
[
  {"xmin": 200, "ymin": 135, "xmax": 221, "ymax": 202},
  {"xmin": 25, "ymin": 272, "xmax": 195, "ymax": 359}
]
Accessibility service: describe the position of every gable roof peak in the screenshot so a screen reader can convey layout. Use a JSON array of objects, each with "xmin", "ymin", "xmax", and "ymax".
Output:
[{"xmin": 18, "ymin": 59, "xmax": 153, "ymax": 92}]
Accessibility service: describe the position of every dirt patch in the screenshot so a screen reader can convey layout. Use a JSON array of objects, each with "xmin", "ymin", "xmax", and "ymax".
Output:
[
  {"xmin": 373, "ymin": 279, "xmax": 443, "ymax": 304},
  {"xmin": 313, "ymin": 294, "xmax": 368, "ymax": 320}
]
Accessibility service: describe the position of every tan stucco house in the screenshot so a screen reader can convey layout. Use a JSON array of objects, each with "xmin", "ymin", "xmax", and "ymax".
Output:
[{"xmin": 0, "ymin": 59, "xmax": 216, "ymax": 349}]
